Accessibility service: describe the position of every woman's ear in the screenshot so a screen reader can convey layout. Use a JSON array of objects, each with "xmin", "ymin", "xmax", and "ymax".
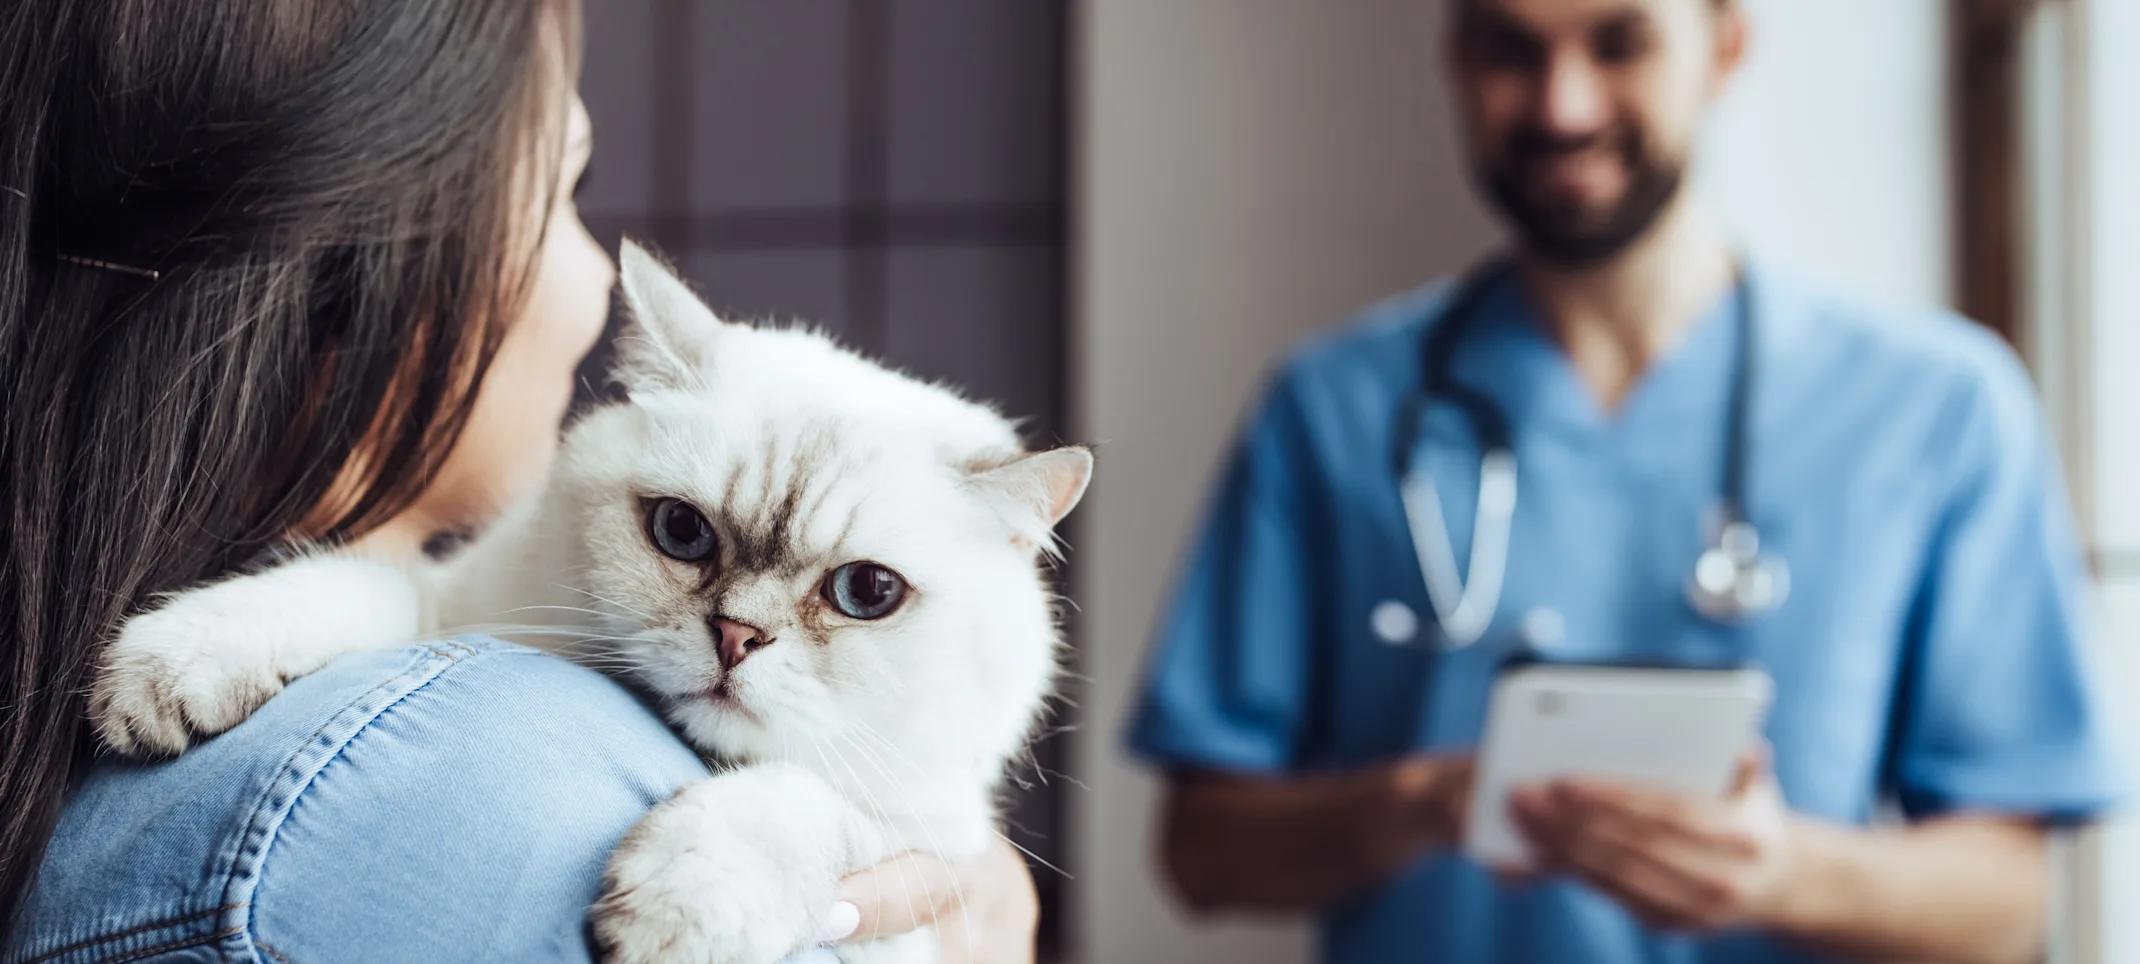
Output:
[
  {"xmin": 614, "ymin": 238, "xmax": 726, "ymax": 392},
  {"xmin": 966, "ymin": 446, "xmax": 1094, "ymax": 554}
]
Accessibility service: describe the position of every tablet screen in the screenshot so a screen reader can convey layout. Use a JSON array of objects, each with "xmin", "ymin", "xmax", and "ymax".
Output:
[{"xmin": 1463, "ymin": 663, "xmax": 1773, "ymax": 869}]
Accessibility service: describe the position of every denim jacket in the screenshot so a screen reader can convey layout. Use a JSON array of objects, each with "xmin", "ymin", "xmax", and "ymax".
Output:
[{"xmin": 8, "ymin": 639, "xmax": 841, "ymax": 964}]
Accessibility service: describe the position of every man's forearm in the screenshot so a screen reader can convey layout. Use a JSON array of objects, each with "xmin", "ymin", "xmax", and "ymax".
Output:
[
  {"xmin": 1768, "ymin": 815, "xmax": 2048, "ymax": 964},
  {"xmin": 1159, "ymin": 757, "xmax": 1467, "ymax": 914}
]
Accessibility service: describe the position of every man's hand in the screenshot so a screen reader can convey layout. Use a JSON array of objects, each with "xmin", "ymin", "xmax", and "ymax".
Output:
[
  {"xmin": 1510, "ymin": 749, "xmax": 1797, "ymax": 932},
  {"xmin": 831, "ymin": 834, "xmax": 1038, "ymax": 964},
  {"xmin": 1506, "ymin": 748, "xmax": 2050, "ymax": 964},
  {"xmin": 1160, "ymin": 754, "xmax": 1475, "ymax": 914},
  {"xmin": 1394, "ymin": 754, "xmax": 1478, "ymax": 851}
]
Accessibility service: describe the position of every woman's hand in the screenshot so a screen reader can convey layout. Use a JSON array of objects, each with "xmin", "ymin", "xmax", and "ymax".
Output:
[{"xmin": 828, "ymin": 835, "xmax": 1039, "ymax": 964}]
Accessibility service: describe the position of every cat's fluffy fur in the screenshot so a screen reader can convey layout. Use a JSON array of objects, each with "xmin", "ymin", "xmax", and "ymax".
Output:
[{"xmin": 89, "ymin": 241, "xmax": 1091, "ymax": 964}]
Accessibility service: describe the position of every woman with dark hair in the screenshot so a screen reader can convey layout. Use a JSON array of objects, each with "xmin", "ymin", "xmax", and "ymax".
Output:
[{"xmin": 0, "ymin": 1, "xmax": 1036, "ymax": 960}]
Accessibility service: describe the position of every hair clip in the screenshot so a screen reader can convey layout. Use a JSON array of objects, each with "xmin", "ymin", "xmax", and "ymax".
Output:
[{"xmin": 56, "ymin": 253, "xmax": 160, "ymax": 281}]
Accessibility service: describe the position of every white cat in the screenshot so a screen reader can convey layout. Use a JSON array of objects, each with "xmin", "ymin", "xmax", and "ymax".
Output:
[{"xmin": 87, "ymin": 241, "xmax": 1091, "ymax": 964}]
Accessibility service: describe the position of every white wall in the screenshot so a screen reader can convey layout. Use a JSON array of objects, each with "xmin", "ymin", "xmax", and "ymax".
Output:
[
  {"xmin": 1072, "ymin": 4, "xmax": 1489, "ymax": 961},
  {"xmin": 2079, "ymin": 0, "xmax": 2140, "ymax": 558},
  {"xmin": 1697, "ymin": 0, "xmax": 1952, "ymax": 307},
  {"xmin": 1070, "ymin": 2, "xmax": 1952, "ymax": 962},
  {"xmin": 2065, "ymin": 0, "xmax": 2140, "ymax": 960}
]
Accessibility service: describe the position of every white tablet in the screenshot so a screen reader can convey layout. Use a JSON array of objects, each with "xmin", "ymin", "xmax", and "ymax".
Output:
[{"xmin": 1463, "ymin": 662, "xmax": 1773, "ymax": 869}]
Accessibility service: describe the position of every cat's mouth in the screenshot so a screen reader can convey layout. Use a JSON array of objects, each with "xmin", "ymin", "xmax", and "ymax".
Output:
[{"xmin": 705, "ymin": 678, "xmax": 759, "ymax": 720}]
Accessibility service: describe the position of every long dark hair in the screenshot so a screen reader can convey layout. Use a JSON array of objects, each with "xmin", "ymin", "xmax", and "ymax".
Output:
[{"xmin": 0, "ymin": 0, "xmax": 577, "ymax": 929}]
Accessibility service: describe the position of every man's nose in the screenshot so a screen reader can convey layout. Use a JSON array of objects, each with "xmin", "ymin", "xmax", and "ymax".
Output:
[
  {"xmin": 1537, "ymin": 53, "xmax": 1611, "ymax": 138},
  {"xmin": 710, "ymin": 616, "xmax": 773, "ymax": 671}
]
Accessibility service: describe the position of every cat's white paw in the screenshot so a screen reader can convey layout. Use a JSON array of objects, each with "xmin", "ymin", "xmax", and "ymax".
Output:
[
  {"xmin": 89, "ymin": 601, "xmax": 292, "ymax": 757},
  {"xmin": 594, "ymin": 764, "xmax": 871, "ymax": 964},
  {"xmin": 88, "ymin": 554, "xmax": 423, "ymax": 757}
]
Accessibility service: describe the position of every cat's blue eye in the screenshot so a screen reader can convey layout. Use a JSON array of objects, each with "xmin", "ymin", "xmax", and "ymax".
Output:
[
  {"xmin": 647, "ymin": 497, "xmax": 718, "ymax": 563},
  {"xmin": 824, "ymin": 562, "xmax": 908, "ymax": 620}
]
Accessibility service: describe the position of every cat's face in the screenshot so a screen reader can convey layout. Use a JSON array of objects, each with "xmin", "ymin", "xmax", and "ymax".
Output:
[{"xmin": 554, "ymin": 243, "xmax": 1088, "ymax": 783}]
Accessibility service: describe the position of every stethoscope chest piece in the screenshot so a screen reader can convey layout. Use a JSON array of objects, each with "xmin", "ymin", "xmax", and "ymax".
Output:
[
  {"xmin": 1685, "ymin": 520, "xmax": 1790, "ymax": 621},
  {"xmin": 1371, "ymin": 599, "xmax": 1421, "ymax": 645},
  {"xmin": 1518, "ymin": 605, "xmax": 1565, "ymax": 649}
]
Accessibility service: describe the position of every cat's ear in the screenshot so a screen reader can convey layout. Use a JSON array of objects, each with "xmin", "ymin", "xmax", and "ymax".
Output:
[
  {"xmin": 614, "ymin": 238, "xmax": 727, "ymax": 391},
  {"xmin": 967, "ymin": 446, "xmax": 1093, "ymax": 554}
]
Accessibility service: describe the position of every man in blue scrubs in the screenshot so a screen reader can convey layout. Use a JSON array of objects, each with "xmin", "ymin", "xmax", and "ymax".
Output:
[{"xmin": 1126, "ymin": 1, "xmax": 2122, "ymax": 962}]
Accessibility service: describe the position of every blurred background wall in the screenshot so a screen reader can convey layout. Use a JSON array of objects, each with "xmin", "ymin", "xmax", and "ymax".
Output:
[
  {"xmin": 1074, "ymin": 3, "xmax": 1481, "ymax": 961},
  {"xmin": 572, "ymin": 0, "xmax": 2138, "ymax": 961},
  {"xmin": 2067, "ymin": 1, "xmax": 2140, "ymax": 960}
]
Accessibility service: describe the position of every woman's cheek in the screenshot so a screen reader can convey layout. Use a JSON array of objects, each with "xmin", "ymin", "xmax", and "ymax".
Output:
[
  {"xmin": 417, "ymin": 212, "xmax": 615, "ymax": 531},
  {"xmin": 495, "ymin": 215, "xmax": 615, "ymax": 492},
  {"xmin": 542, "ymin": 206, "xmax": 617, "ymax": 365}
]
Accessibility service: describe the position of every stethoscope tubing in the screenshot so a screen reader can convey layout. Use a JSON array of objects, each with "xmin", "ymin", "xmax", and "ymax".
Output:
[{"xmin": 1392, "ymin": 255, "xmax": 1783, "ymax": 651}]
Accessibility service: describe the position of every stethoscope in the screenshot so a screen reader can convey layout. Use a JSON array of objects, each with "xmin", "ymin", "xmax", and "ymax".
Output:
[{"xmin": 1378, "ymin": 257, "xmax": 1789, "ymax": 652}]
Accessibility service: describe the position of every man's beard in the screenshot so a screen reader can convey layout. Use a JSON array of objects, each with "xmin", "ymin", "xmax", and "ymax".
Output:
[{"xmin": 1481, "ymin": 125, "xmax": 1686, "ymax": 267}]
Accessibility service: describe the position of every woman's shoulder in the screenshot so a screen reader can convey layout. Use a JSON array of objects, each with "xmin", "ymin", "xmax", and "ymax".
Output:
[{"xmin": 10, "ymin": 638, "xmax": 709, "ymax": 964}]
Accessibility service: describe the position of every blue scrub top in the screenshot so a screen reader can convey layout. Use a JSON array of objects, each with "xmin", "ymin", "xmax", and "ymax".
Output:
[{"xmin": 1125, "ymin": 260, "xmax": 2124, "ymax": 964}]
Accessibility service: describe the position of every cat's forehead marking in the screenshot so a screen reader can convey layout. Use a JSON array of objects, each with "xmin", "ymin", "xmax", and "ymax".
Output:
[{"xmin": 719, "ymin": 418, "xmax": 851, "ymax": 577}]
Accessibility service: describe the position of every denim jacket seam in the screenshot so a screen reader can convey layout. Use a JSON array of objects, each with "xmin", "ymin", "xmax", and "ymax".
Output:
[
  {"xmin": 88, "ymin": 927, "xmax": 244, "ymax": 964},
  {"xmin": 13, "ymin": 905, "xmax": 242, "ymax": 964},
  {"xmin": 208, "ymin": 637, "xmax": 501, "ymax": 962}
]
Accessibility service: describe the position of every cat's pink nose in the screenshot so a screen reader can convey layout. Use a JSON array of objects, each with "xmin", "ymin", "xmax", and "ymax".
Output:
[{"xmin": 710, "ymin": 616, "xmax": 772, "ymax": 671}]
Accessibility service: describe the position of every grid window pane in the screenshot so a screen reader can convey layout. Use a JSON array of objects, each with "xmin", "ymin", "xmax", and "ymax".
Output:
[
  {"xmin": 691, "ymin": 1, "xmax": 852, "ymax": 211},
  {"xmin": 884, "ymin": 245, "xmax": 1062, "ymax": 435},
  {"xmin": 886, "ymin": 0, "xmax": 1066, "ymax": 207},
  {"xmin": 579, "ymin": 0, "xmax": 659, "ymax": 217},
  {"xmin": 685, "ymin": 249, "xmax": 850, "ymax": 336}
]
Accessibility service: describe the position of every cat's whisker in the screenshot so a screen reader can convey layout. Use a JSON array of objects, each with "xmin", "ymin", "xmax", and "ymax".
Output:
[
  {"xmin": 851, "ymin": 720, "xmax": 1064, "ymax": 918},
  {"xmin": 551, "ymin": 643, "xmax": 647, "ymax": 658},
  {"xmin": 543, "ymin": 638, "xmax": 642, "ymax": 651},
  {"xmin": 851, "ymin": 736, "xmax": 928, "ymax": 790},
  {"xmin": 846, "ymin": 724, "xmax": 935, "ymax": 787},
  {"xmin": 446, "ymin": 627, "xmax": 660, "ymax": 668},
  {"xmin": 834, "ymin": 729, "xmax": 975, "ymax": 952},
  {"xmin": 850, "ymin": 722, "xmax": 945, "ymax": 788},
  {"xmin": 993, "ymin": 828, "xmax": 1073, "ymax": 881},
  {"xmin": 446, "ymin": 622, "xmax": 627, "ymax": 641},
  {"xmin": 488, "ymin": 630, "xmax": 630, "ymax": 645},
  {"xmin": 807, "ymin": 736, "xmax": 925, "ymax": 938},
  {"xmin": 839, "ymin": 726, "xmax": 991, "ymax": 946},
  {"xmin": 555, "ymin": 653, "xmax": 653, "ymax": 672},
  {"xmin": 541, "ymin": 632, "xmax": 654, "ymax": 649},
  {"xmin": 556, "ymin": 585, "xmax": 657, "ymax": 622},
  {"xmin": 490, "ymin": 603, "xmax": 616, "ymax": 620},
  {"xmin": 438, "ymin": 624, "xmax": 661, "ymax": 673}
]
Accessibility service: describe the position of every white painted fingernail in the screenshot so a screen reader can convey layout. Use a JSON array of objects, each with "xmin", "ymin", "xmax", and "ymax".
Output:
[{"xmin": 820, "ymin": 901, "xmax": 861, "ymax": 943}]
